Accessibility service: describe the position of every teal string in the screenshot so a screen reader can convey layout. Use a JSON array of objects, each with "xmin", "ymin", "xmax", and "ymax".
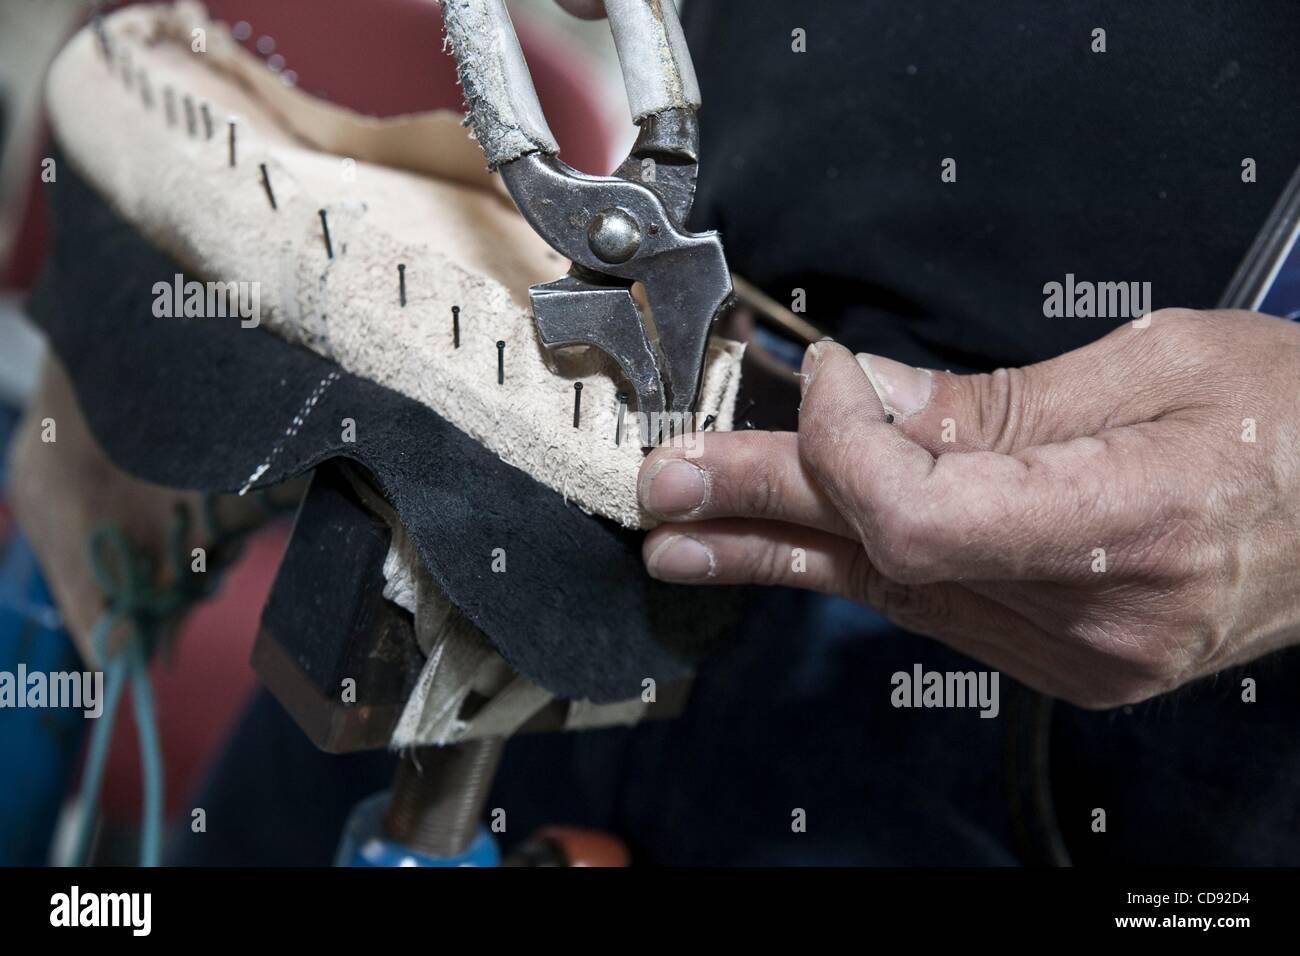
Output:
[
  {"xmin": 73, "ymin": 525, "xmax": 172, "ymax": 867},
  {"xmin": 128, "ymin": 638, "xmax": 164, "ymax": 867},
  {"xmin": 69, "ymin": 613, "xmax": 130, "ymax": 866},
  {"xmin": 70, "ymin": 492, "xmax": 293, "ymax": 865}
]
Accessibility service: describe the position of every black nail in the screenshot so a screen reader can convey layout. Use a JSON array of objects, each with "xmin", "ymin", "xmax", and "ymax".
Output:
[
  {"xmin": 259, "ymin": 163, "xmax": 277, "ymax": 210},
  {"xmin": 572, "ymin": 382, "xmax": 583, "ymax": 428},
  {"xmin": 885, "ymin": 413, "xmax": 895, "ymax": 424},
  {"xmin": 139, "ymin": 71, "xmax": 153, "ymax": 109},
  {"xmin": 452, "ymin": 306, "xmax": 460, "ymax": 348},
  {"xmin": 201, "ymin": 103, "xmax": 213, "ymax": 140},
  {"xmin": 615, "ymin": 392, "xmax": 628, "ymax": 446},
  {"xmin": 319, "ymin": 209, "xmax": 334, "ymax": 259},
  {"xmin": 702, "ymin": 414, "xmax": 717, "ymax": 431},
  {"xmin": 228, "ymin": 119, "xmax": 236, "ymax": 167},
  {"xmin": 164, "ymin": 87, "xmax": 176, "ymax": 126},
  {"xmin": 184, "ymin": 95, "xmax": 196, "ymax": 137},
  {"xmin": 398, "ymin": 264, "xmax": 406, "ymax": 307},
  {"xmin": 497, "ymin": 340, "xmax": 506, "ymax": 385}
]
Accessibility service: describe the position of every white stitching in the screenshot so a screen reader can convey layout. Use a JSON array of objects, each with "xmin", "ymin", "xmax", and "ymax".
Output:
[{"xmin": 238, "ymin": 371, "xmax": 340, "ymax": 495}]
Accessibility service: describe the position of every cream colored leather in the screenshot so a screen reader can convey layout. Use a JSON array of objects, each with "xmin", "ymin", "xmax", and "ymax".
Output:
[{"xmin": 46, "ymin": 2, "xmax": 744, "ymax": 529}]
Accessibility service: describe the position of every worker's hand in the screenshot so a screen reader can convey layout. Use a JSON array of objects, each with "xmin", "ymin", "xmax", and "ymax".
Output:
[
  {"xmin": 554, "ymin": 0, "xmax": 606, "ymax": 19},
  {"xmin": 639, "ymin": 309, "xmax": 1300, "ymax": 707}
]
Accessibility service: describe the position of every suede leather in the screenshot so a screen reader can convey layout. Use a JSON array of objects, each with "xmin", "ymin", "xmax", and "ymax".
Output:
[{"xmin": 30, "ymin": 163, "xmax": 740, "ymax": 703}]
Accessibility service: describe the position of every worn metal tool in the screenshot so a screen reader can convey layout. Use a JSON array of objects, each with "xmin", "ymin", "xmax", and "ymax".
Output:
[{"xmin": 439, "ymin": 0, "xmax": 732, "ymax": 418}]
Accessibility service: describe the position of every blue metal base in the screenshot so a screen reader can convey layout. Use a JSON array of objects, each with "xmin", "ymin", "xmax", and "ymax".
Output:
[{"xmin": 335, "ymin": 792, "xmax": 500, "ymax": 867}]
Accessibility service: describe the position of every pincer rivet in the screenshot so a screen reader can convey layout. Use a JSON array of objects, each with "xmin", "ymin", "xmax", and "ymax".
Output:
[{"xmin": 587, "ymin": 208, "xmax": 642, "ymax": 264}]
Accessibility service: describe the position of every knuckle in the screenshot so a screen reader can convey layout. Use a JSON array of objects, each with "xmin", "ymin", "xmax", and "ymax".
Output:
[
  {"xmin": 1113, "ymin": 477, "xmax": 1220, "ymax": 583},
  {"xmin": 748, "ymin": 540, "xmax": 794, "ymax": 587},
  {"xmin": 735, "ymin": 466, "xmax": 783, "ymax": 519},
  {"xmin": 870, "ymin": 506, "xmax": 941, "ymax": 583},
  {"xmin": 858, "ymin": 563, "xmax": 951, "ymax": 633},
  {"xmin": 1068, "ymin": 618, "xmax": 1188, "ymax": 699},
  {"xmin": 1137, "ymin": 512, "xmax": 1215, "ymax": 583},
  {"xmin": 1180, "ymin": 615, "xmax": 1230, "ymax": 673},
  {"xmin": 1109, "ymin": 636, "xmax": 1177, "ymax": 684},
  {"xmin": 1150, "ymin": 306, "xmax": 1201, "ymax": 329},
  {"xmin": 971, "ymin": 366, "xmax": 1025, "ymax": 452},
  {"xmin": 1148, "ymin": 308, "xmax": 1210, "ymax": 356},
  {"xmin": 855, "ymin": 548, "xmax": 903, "ymax": 609},
  {"xmin": 1158, "ymin": 599, "xmax": 1231, "ymax": 674},
  {"xmin": 1134, "ymin": 308, "xmax": 1239, "ymax": 392}
]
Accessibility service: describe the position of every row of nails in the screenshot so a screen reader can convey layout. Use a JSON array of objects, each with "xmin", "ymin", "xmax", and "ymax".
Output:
[{"xmin": 91, "ymin": 14, "xmax": 700, "ymax": 446}]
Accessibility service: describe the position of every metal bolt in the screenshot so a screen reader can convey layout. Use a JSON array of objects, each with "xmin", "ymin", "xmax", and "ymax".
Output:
[
  {"xmin": 382, "ymin": 740, "xmax": 504, "ymax": 859},
  {"xmin": 587, "ymin": 207, "xmax": 642, "ymax": 264}
]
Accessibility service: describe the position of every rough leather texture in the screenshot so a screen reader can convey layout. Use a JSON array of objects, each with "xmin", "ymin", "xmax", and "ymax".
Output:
[{"xmin": 30, "ymin": 165, "xmax": 741, "ymax": 703}]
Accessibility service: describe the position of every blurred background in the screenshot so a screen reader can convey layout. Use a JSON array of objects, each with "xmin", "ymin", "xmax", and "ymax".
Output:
[{"xmin": 0, "ymin": 0, "xmax": 651, "ymax": 866}]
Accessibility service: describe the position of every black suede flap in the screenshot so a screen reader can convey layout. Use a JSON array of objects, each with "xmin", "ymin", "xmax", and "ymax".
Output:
[{"xmin": 29, "ymin": 164, "xmax": 738, "ymax": 702}]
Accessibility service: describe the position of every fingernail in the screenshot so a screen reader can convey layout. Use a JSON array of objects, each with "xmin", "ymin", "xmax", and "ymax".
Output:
[
  {"xmin": 856, "ymin": 354, "xmax": 933, "ymax": 418},
  {"xmin": 801, "ymin": 342, "xmax": 820, "ymax": 378},
  {"xmin": 641, "ymin": 458, "xmax": 709, "ymax": 516},
  {"xmin": 801, "ymin": 336, "xmax": 836, "ymax": 374},
  {"xmin": 646, "ymin": 534, "xmax": 716, "ymax": 581},
  {"xmin": 800, "ymin": 339, "xmax": 829, "ymax": 395}
]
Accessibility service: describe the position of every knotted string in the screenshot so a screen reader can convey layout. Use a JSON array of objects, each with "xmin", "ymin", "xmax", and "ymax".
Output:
[{"xmin": 70, "ymin": 491, "xmax": 289, "ymax": 865}]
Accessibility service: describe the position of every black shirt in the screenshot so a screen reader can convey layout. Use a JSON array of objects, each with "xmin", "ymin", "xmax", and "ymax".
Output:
[
  {"xmin": 685, "ymin": 0, "xmax": 1300, "ymax": 370},
  {"xmin": 646, "ymin": 1, "xmax": 1300, "ymax": 865}
]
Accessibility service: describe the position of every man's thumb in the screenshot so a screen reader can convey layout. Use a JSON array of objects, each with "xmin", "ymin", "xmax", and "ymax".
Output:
[{"xmin": 855, "ymin": 324, "xmax": 1163, "ymax": 455}]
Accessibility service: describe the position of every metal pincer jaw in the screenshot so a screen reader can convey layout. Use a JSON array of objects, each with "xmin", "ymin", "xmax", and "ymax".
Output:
[{"xmin": 439, "ymin": 0, "xmax": 733, "ymax": 423}]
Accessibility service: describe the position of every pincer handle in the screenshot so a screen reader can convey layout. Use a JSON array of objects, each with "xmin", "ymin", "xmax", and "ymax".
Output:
[
  {"xmin": 438, "ymin": 0, "xmax": 559, "ymax": 168},
  {"xmin": 439, "ymin": 0, "xmax": 701, "ymax": 169},
  {"xmin": 604, "ymin": 0, "xmax": 702, "ymax": 122}
]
